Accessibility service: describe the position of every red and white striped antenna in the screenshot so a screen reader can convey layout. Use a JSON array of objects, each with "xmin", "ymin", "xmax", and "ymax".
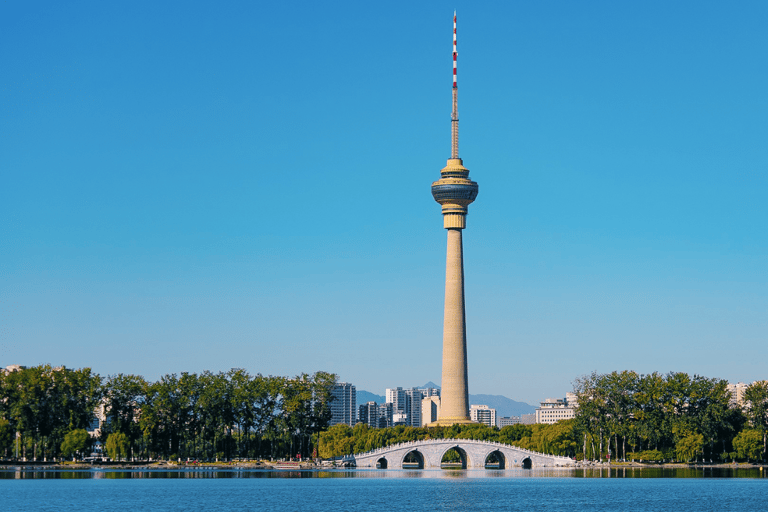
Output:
[
  {"xmin": 451, "ymin": 11, "xmax": 459, "ymax": 159},
  {"xmin": 453, "ymin": 11, "xmax": 458, "ymax": 89}
]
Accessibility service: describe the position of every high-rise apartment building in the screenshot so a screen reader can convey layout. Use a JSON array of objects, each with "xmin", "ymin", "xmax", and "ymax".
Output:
[
  {"xmin": 358, "ymin": 401, "xmax": 379, "ymax": 428},
  {"xmin": 727, "ymin": 382, "xmax": 749, "ymax": 409},
  {"xmin": 406, "ymin": 390, "xmax": 422, "ymax": 427},
  {"xmin": 386, "ymin": 387, "xmax": 406, "ymax": 413},
  {"xmin": 330, "ymin": 382, "xmax": 356, "ymax": 426},
  {"xmin": 385, "ymin": 387, "xmax": 424, "ymax": 427},
  {"xmin": 378, "ymin": 402, "xmax": 394, "ymax": 428}
]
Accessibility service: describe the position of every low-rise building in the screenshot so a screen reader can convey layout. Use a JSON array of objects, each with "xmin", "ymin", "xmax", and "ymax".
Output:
[
  {"xmin": 535, "ymin": 393, "xmax": 577, "ymax": 424},
  {"xmin": 421, "ymin": 396, "xmax": 441, "ymax": 426},
  {"xmin": 470, "ymin": 404, "xmax": 496, "ymax": 427},
  {"xmin": 498, "ymin": 416, "xmax": 521, "ymax": 427}
]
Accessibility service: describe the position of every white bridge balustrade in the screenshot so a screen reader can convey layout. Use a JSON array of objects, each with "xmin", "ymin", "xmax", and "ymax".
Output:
[{"xmin": 349, "ymin": 438, "xmax": 575, "ymax": 469}]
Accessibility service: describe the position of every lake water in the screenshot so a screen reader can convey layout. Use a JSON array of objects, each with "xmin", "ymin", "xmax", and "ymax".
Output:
[{"xmin": 2, "ymin": 468, "xmax": 767, "ymax": 511}]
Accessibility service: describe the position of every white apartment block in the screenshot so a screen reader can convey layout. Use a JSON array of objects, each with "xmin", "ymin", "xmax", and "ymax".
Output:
[
  {"xmin": 386, "ymin": 387, "xmax": 405, "ymax": 411},
  {"xmin": 727, "ymin": 382, "xmax": 749, "ymax": 409},
  {"xmin": 2, "ymin": 364, "xmax": 27, "ymax": 374},
  {"xmin": 420, "ymin": 387, "xmax": 441, "ymax": 398},
  {"xmin": 470, "ymin": 404, "xmax": 496, "ymax": 427},
  {"xmin": 386, "ymin": 387, "xmax": 425, "ymax": 427}
]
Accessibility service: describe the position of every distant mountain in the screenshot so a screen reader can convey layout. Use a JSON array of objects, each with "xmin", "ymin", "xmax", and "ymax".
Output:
[
  {"xmin": 469, "ymin": 394, "xmax": 536, "ymax": 417},
  {"xmin": 357, "ymin": 390, "xmax": 385, "ymax": 405},
  {"xmin": 355, "ymin": 385, "xmax": 535, "ymax": 418}
]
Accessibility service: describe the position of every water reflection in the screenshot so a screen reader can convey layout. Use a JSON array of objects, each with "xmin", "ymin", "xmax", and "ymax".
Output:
[
  {"xmin": 0, "ymin": 467, "xmax": 765, "ymax": 480},
  {"xmin": 572, "ymin": 467, "xmax": 766, "ymax": 479}
]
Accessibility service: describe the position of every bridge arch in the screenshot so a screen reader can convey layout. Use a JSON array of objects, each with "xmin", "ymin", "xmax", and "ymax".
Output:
[
  {"xmin": 400, "ymin": 449, "xmax": 425, "ymax": 469},
  {"xmin": 484, "ymin": 449, "xmax": 506, "ymax": 469},
  {"xmin": 522, "ymin": 457, "xmax": 532, "ymax": 469},
  {"xmin": 439, "ymin": 446, "xmax": 469, "ymax": 469},
  {"xmin": 376, "ymin": 457, "xmax": 387, "ymax": 469}
]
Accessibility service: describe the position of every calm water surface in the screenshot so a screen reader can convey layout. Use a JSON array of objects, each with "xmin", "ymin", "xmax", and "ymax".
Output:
[{"xmin": 1, "ymin": 468, "xmax": 767, "ymax": 511}]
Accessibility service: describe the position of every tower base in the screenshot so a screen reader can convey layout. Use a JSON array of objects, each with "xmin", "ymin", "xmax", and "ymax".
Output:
[{"xmin": 427, "ymin": 417, "xmax": 477, "ymax": 427}]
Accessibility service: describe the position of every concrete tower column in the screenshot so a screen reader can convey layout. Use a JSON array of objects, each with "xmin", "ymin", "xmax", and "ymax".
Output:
[{"xmin": 439, "ymin": 228, "xmax": 471, "ymax": 422}]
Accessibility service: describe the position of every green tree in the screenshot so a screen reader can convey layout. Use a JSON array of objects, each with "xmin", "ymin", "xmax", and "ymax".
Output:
[
  {"xmin": 675, "ymin": 432, "xmax": 704, "ymax": 462},
  {"xmin": 228, "ymin": 368, "xmax": 254, "ymax": 459},
  {"xmin": 603, "ymin": 371, "xmax": 639, "ymax": 459},
  {"xmin": 0, "ymin": 418, "xmax": 13, "ymax": 458},
  {"xmin": 498, "ymin": 424, "xmax": 532, "ymax": 444},
  {"xmin": 197, "ymin": 371, "xmax": 226, "ymax": 460},
  {"xmin": 102, "ymin": 374, "xmax": 147, "ymax": 460},
  {"xmin": 733, "ymin": 429, "xmax": 763, "ymax": 462},
  {"xmin": 634, "ymin": 372, "xmax": 666, "ymax": 452},
  {"xmin": 743, "ymin": 381, "xmax": 768, "ymax": 461},
  {"xmin": 60, "ymin": 429, "xmax": 89, "ymax": 460},
  {"xmin": 573, "ymin": 371, "xmax": 609, "ymax": 459},
  {"xmin": 2, "ymin": 365, "xmax": 101, "ymax": 461},
  {"xmin": 105, "ymin": 432, "xmax": 129, "ymax": 461},
  {"xmin": 282, "ymin": 374, "xmax": 315, "ymax": 459},
  {"xmin": 317, "ymin": 424, "xmax": 355, "ymax": 458},
  {"xmin": 695, "ymin": 378, "xmax": 733, "ymax": 460},
  {"xmin": 308, "ymin": 371, "xmax": 337, "ymax": 457}
]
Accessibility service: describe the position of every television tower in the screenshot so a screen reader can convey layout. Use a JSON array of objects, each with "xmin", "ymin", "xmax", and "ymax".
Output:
[{"xmin": 430, "ymin": 12, "xmax": 478, "ymax": 426}]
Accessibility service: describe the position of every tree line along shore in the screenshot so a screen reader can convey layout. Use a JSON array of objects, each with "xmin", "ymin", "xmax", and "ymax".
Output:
[
  {"xmin": 0, "ymin": 366, "xmax": 336, "ymax": 462},
  {"xmin": 1, "ymin": 366, "xmax": 766, "ymax": 465}
]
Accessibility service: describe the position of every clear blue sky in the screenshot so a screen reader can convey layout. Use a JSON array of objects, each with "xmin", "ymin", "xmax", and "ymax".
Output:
[{"xmin": 2, "ymin": 1, "xmax": 766, "ymax": 405}]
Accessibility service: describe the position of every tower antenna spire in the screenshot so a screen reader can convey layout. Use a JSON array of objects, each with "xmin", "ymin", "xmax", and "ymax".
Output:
[{"xmin": 452, "ymin": 11, "xmax": 459, "ymax": 159}]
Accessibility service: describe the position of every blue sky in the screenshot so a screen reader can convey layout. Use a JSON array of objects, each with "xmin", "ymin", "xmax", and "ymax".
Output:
[{"xmin": 2, "ymin": 1, "xmax": 766, "ymax": 405}]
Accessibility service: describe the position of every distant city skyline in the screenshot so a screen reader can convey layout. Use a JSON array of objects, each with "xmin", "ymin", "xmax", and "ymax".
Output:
[{"xmin": 2, "ymin": 2, "xmax": 766, "ymax": 406}]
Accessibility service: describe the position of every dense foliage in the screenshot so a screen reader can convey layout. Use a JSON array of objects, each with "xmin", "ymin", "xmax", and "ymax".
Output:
[
  {"xmin": 573, "ymin": 371, "xmax": 767, "ymax": 462},
  {"xmin": 0, "ymin": 365, "xmax": 337, "ymax": 461},
  {"xmin": 0, "ymin": 365, "xmax": 101, "ymax": 460}
]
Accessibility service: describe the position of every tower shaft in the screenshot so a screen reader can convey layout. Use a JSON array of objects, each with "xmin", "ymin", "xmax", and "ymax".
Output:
[{"xmin": 439, "ymin": 228, "xmax": 470, "ymax": 422}]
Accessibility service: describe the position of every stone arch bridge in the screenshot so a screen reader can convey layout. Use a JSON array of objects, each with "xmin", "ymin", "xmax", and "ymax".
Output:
[{"xmin": 349, "ymin": 438, "xmax": 575, "ymax": 469}]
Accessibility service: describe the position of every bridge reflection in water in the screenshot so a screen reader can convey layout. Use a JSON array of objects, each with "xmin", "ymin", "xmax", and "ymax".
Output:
[{"xmin": 350, "ymin": 439, "xmax": 575, "ymax": 470}]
